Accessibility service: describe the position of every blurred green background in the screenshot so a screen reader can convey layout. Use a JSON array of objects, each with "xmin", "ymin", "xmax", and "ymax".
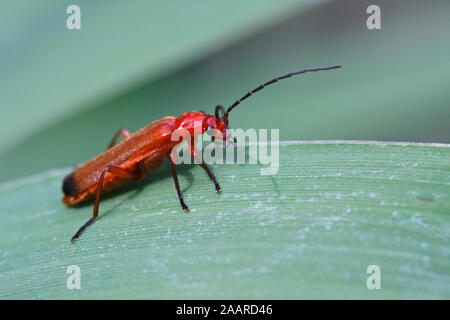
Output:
[{"xmin": 0, "ymin": 0, "xmax": 449, "ymax": 183}]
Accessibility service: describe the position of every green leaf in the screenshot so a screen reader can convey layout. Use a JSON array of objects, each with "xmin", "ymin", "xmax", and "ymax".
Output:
[{"xmin": 0, "ymin": 142, "xmax": 449, "ymax": 299}]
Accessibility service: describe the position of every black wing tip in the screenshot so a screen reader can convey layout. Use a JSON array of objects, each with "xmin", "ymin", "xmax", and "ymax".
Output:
[{"xmin": 62, "ymin": 172, "xmax": 80, "ymax": 197}]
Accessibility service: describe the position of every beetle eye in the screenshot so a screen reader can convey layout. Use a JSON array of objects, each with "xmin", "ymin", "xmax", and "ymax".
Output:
[{"xmin": 215, "ymin": 105, "xmax": 225, "ymax": 126}]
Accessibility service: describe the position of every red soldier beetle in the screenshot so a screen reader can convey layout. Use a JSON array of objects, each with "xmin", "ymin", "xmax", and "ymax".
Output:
[{"xmin": 63, "ymin": 65, "xmax": 342, "ymax": 242}]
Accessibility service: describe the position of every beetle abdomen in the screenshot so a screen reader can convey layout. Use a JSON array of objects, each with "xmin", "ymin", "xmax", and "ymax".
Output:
[{"xmin": 62, "ymin": 175, "xmax": 127, "ymax": 205}]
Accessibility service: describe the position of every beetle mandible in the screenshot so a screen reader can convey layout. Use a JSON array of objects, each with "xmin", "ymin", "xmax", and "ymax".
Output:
[{"xmin": 63, "ymin": 65, "xmax": 342, "ymax": 242}]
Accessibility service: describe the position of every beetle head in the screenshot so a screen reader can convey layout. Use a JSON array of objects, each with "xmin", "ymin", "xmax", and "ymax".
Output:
[{"xmin": 203, "ymin": 106, "xmax": 235, "ymax": 146}]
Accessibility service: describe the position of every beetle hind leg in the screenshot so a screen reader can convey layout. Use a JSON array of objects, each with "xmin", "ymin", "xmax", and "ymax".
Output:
[{"xmin": 71, "ymin": 165, "xmax": 139, "ymax": 242}]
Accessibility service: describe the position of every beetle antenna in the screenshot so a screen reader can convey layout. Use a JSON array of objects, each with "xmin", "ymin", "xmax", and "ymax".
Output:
[{"xmin": 224, "ymin": 65, "xmax": 342, "ymax": 123}]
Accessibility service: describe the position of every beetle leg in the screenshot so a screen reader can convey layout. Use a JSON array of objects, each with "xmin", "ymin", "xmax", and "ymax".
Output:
[
  {"xmin": 71, "ymin": 165, "xmax": 138, "ymax": 242},
  {"xmin": 199, "ymin": 163, "xmax": 221, "ymax": 193},
  {"xmin": 168, "ymin": 156, "xmax": 189, "ymax": 212},
  {"xmin": 107, "ymin": 128, "xmax": 131, "ymax": 149},
  {"xmin": 190, "ymin": 147, "xmax": 221, "ymax": 193}
]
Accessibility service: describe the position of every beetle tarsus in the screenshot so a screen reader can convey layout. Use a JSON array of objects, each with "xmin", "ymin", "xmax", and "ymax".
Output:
[
  {"xmin": 176, "ymin": 190, "xmax": 189, "ymax": 212},
  {"xmin": 71, "ymin": 217, "xmax": 95, "ymax": 243}
]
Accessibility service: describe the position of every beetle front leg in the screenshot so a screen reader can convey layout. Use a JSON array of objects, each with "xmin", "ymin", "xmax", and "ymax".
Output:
[
  {"xmin": 168, "ymin": 156, "xmax": 189, "ymax": 212},
  {"xmin": 199, "ymin": 163, "xmax": 221, "ymax": 193},
  {"xmin": 190, "ymin": 147, "xmax": 221, "ymax": 193}
]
